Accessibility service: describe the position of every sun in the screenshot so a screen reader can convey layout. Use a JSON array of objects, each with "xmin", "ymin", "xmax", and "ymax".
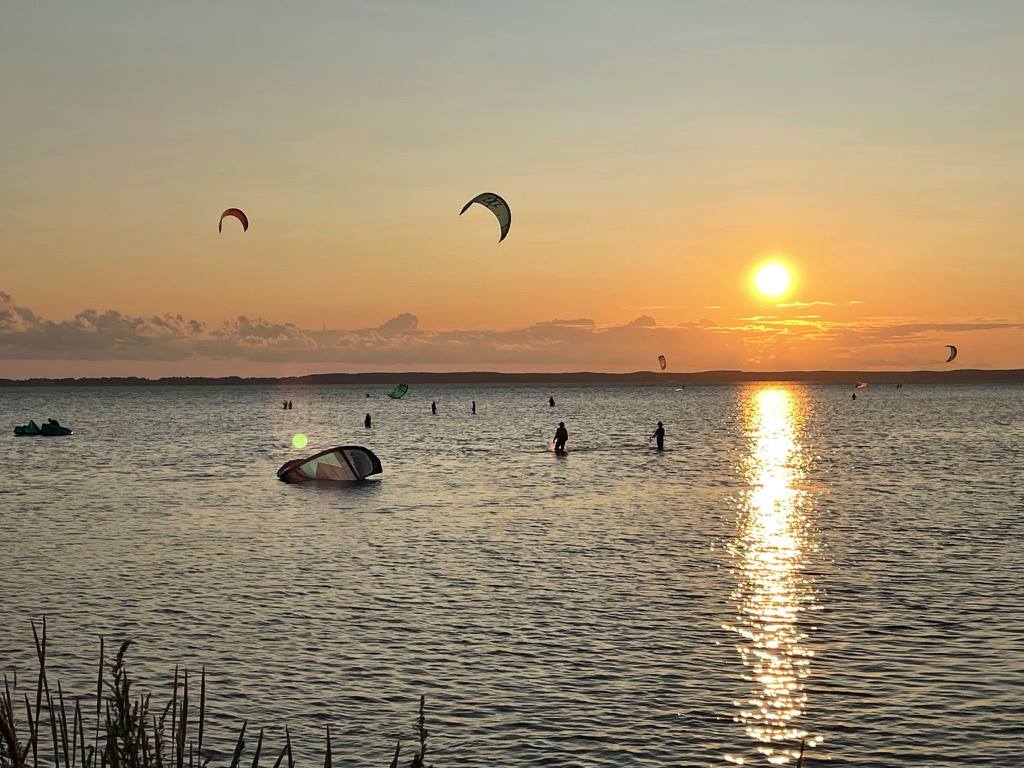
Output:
[{"xmin": 754, "ymin": 262, "xmax": 792, "ymax": 299}]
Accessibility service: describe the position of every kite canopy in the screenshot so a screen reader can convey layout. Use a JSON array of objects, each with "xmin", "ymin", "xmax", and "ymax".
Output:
[
  {"xmin": 219, "ymin": 208, "xmax": 248, "ymax": 233},
  {"xmin": 277, "ymin": 445, "xmax": 382, "ymax": 484},
  {"xmin": 658, "ymin": 354, "xmax": 667, "ymax": 371},
  {"xmin": 460, "ymin": 193, "xmax": 511, "ymax": 242},
  {"xmin": 855, "ymin": 382, "xmax": 868, "ymax": 389},
  {"xmin": 945, "ymin": 344, "xmax": 958, "ymax": 363},
  {"xmin": 387, "ymin": 383, "xmax": 409, "ymax": 400}
]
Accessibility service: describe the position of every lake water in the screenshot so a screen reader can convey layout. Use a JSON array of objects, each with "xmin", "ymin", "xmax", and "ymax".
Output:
[{"xmin": 1, "ymin": 383, "xmax": 1022, "ymax": 767}]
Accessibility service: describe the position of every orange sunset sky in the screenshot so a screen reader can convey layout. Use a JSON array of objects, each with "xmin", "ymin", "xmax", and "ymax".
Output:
[{"xmin": 2, "ymin": 2, "xmax": 1022, "ymax": 376}]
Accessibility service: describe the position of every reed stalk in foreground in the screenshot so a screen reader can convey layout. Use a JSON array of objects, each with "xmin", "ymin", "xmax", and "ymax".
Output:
[{"xmin": 0, "ymin": 619, "xmax": 427, "ymax": 768}]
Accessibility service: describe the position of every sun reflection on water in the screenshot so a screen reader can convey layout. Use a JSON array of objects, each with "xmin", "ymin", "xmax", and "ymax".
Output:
[{"xmin": 726, "ymin": 387, "xmax": 820, "ymax": 765}]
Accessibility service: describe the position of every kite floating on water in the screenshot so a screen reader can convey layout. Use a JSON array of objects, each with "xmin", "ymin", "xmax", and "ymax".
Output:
[
  {"xmin": 387, "ymin": 383, "xmax": 409, "ymax": 400},
  {"xmin": 658, "ymin": 355, "xmax": 667, "ymax": 371},
  {"xmin": 945, "ymin": 345, "xmax": 958, "ymax": 363},
  {"xmin": 219, "ymin": 208, "xmax": 248, "ymax": 233},
  {"xmin": 460, "ymin": 193, "xmax": 511, "ymax": 242},
  {"xmin": 277, "ymin": 445, "xmax": 382, "ymax": 483},
  {"xmin": 855, "ymin": 382, "xmax": 868, "ymax": 389}
]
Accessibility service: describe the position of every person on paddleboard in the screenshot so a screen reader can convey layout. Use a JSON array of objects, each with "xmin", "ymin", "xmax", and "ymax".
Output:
[{"xmin": 553, "ymin": 422, "xmax": 569, "ymax": 454}]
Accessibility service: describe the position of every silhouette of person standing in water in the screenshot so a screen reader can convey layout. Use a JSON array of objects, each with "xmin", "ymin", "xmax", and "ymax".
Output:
[
  {"xmin": 549, "ymin": 396, "xmax": 555, "ymax": 407},
  {"xmin": 364, "ymin": 413, "xmax": 371, "ymax": 428},
  {"xmin": 431, "ymin": 400, "xmax": 437, "ymax": 415},
  {"xmin": 652, "ymin": 421, "xmax": 665, "ymax": 451},
  {"xmin": 553, "ymin": 421, "xmax": 569, "ymax": 454},
  {"xmin": 472, "ymin": 400, "xmax": 476, "ymax": 415}
]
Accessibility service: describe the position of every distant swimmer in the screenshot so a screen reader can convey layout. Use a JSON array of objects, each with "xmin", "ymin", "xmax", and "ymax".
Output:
[
  {"xmin": 652, "ymin": 421, "xmax": 665, "ymax": 451},
  {"xmin": 283, "ymin": 401, "xmax": 287, "ymax": 410},
  {"xmin": 432, "ymin": 400, "xmax": 437, "ymax": 415},
  {"xmin": 366, "ymin": 393, "xmax": 370, "ymax": 398},
  {"xmin": 549, "ymin": 396, "xmax": 555, "ymax": 407},
  {"xmin": 553, "ymin": 421, "xmax": 569, "ymax": 455},
  {"xmin": 364, "ymin": 413, "xmax": 372, "ymax": 429},
  {"xmin": 472, "ymin": 400, "xmax": 476, "ymax": 415},
  {"xmin": 288, "ymin": 400, "xmax": 293, "ymax": 410}
]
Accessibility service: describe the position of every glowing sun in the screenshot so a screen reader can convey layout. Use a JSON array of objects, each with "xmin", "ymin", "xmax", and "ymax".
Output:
[{"xmin": 754, "ymin": 262, "xmax": 792, "ymax": 298}]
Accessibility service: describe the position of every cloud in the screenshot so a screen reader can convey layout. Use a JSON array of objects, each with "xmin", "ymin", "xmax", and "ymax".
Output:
[
  {"xmin": 533, "ymin": 318, "xmax": 596, "ymax": 328},
  {"xmin": 375, "ymin": 313, "xmax": 418, "ymax": 334},
  {"xmin": 0, "ymin": 293, "xmax": 206, "ymax": 360},
  {"xmin": 830, "ymin": 320, "xmax": 1024, "ymax": 347},
  {"xmin": 0, "ymin": 294, "xmax": 737, "ymax": 368},
  {"xmin": 626, "ymin": 315, "xmax": 656, "ymax": 327},
  {"xmin": 1, "ymin": 293, "xmax": 1022, "ymax": 371},
  {"xmin": 776, "ymin": 300, "xmax": 835, "ymax": 308}
]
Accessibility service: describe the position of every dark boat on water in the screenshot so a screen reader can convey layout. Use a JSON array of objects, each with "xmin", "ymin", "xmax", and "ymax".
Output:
[{"xmin": 14, "ymin": 418, "xmax": 73, "ymax": 436}]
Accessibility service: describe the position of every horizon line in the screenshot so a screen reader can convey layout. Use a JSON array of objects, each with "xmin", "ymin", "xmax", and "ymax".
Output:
[{"xmin": 3, "ymin": 368, "xmax": 1023, "ymax": 386}]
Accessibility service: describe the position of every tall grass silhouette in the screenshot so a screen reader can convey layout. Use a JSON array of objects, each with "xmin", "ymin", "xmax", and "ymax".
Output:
[{"xmin": 1, "ymin": 620, "xmax": 428, "ymax": 768}]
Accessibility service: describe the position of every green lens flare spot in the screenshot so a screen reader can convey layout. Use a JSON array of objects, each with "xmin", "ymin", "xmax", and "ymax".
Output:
[{"xmin": 292, "ymin": 433, "xmax": 308, "ymax": 450}]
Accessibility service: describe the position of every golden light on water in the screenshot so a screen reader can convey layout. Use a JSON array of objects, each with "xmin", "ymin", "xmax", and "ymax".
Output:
[
  {"xmin": 726, "ymin": 387, "xmax": 820, "ymax": 765},
  {"xmin": 292, "ymin": 433, "xmax": 309, "ymax": 449}
]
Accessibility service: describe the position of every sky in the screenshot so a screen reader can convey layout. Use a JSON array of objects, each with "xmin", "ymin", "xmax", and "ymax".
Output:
[{"xmin": 2, "ymin": 1, "xmax": 1022, "ymax": 376}]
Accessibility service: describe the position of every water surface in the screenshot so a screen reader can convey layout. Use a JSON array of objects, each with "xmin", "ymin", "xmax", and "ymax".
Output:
[{"xmin": 2, "ymin": 383, "xmax": 1022, "ymax": 766}]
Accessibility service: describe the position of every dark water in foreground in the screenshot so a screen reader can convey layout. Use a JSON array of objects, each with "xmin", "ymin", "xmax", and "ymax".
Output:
[{"xmin": 1, "ymin": 383, "xmax": 1022, "ymax": 766}]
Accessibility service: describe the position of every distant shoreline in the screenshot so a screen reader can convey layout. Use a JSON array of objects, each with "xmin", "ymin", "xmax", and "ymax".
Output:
[{"xmin": 2, "ymin": 369, "xmax": 1023, "ymax": 386}]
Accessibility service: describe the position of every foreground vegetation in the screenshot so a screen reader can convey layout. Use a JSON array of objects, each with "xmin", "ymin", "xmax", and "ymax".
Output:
[
  {"xmin": 3, "ymin": 620, "xmax": 812, "ymax": 767},
  {"xmin": 0, "ymin": 620, "xmax": 428, "ymax": 768}
]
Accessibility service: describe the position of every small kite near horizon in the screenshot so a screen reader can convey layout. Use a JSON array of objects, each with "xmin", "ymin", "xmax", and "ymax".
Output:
[
  {"xmin": 658, "ymin": 354, "xmax": 667, "ymax": 371},
  {"xmin": 945, "ymin": 345, "xmax": 958, "ymax": 363},
  {"xmin": 387, "ymin": 383, "xmax": 409, "ymax": 400},
  {"xmin": 460, "ymin": 193, "xmax": 511, "ymax": 242},
  {"xmin": 219, "ymin": 208, "xmax": 248, "ymax": 233},
  {"xmin": 855, "ymin": 382, "xmax": 868, "ymax": 389}
]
